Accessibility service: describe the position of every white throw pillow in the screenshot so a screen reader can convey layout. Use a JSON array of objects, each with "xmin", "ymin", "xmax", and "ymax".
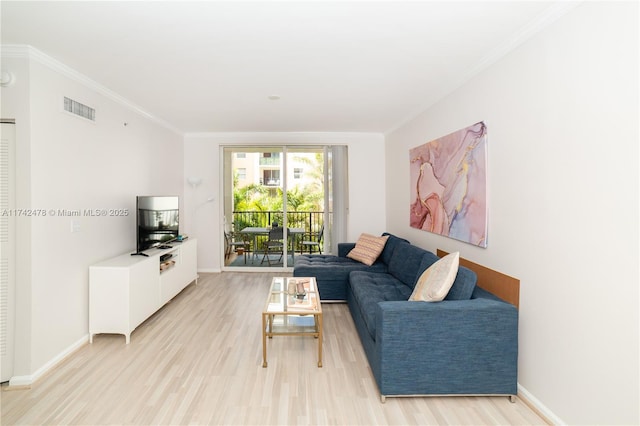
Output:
[{"xmin": 409, "ymin": 251, "xmax": 460, "ymax": 302}]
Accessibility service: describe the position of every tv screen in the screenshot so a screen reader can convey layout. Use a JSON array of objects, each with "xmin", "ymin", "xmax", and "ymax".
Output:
[{"xmin": 136, "ymin": 196, "xmax": 179, "ymax": 253}]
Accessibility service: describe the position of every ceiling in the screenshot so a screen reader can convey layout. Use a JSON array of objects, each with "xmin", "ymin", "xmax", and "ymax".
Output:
[{"xmin": 1, "ymin": 1, "xmax": 575, "ymax": 134}]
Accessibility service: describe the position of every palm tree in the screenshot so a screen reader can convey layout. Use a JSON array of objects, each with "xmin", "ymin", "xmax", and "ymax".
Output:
[
  {"xmin": 232, "ymin": 151, "xmax": 326, "ymax": 230},
  {"xmin": 293, "ymin": 152, "xmax": 324, "ymax": 196}
]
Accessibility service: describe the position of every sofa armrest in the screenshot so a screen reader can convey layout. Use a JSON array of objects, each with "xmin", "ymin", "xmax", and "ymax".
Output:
[
  {"xmin": 374, "ymin": 299, "xmax": 518, "ymax": 396},
  {"xmin": 338, "ymin": 243, "xmax": 356, "ymax": 257}
]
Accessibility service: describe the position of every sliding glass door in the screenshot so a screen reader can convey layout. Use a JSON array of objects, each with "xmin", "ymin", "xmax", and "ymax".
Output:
[{"xmin": 222, "ymin": 145, "xmax": 347, "ymax": 270}]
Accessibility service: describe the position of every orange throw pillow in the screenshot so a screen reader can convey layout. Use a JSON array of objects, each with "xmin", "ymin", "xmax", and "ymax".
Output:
[{"xmin": 346, "ymin": 233, "xmax": 389, "ymax": 266}]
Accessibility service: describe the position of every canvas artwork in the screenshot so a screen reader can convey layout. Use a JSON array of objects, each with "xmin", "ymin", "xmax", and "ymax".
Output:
[{"xmin": 409, "ymin": 121, "xmax": 488, "ymax": 248}]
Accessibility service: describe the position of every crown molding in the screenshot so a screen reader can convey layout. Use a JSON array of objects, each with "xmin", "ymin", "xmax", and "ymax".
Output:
[
  {"xmin": 462, "ymin": 1, "xmax": 582, "ymax": 85},
  {"xmin": 1, "ymin": 44, "xmax": 183, "ymax": 135},
  {"xmin": 385, "ymin": 1, "xmax": 583, "ymax": 136},
  {"xmin": 0, "ymin": 44, "xmax": 31, "ymax": 58}
]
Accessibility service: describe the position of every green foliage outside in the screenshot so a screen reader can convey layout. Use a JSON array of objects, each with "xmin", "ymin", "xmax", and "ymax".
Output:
[{"xmin": 232, "ymin": 153, "xmax": 324, "ymax": 232}]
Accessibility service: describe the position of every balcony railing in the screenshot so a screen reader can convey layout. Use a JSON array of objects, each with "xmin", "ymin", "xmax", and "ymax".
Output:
[
  {"xmin": 260, "ymin": 179, "xmax": 280, "ymax": 186},
  {"xmin": 231, "ymin": 210, "xmax": 325, "ymax": 251},
  {"xmin": 259, "ymin": 156, "xmax": 280, "ymax": 166}
]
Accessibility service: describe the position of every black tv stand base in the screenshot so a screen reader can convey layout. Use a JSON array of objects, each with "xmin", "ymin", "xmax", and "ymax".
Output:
[{"xmin": 131, "ymin": 252, "xmax": 149, "ymax": 257}]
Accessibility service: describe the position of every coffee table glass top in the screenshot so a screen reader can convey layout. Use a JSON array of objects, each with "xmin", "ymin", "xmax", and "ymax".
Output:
[
  {"xmin": 264, "ymin": 277, "xmax": 321, "ymax": 315},
  {"xmin": 263, "ymin": 277, "xmax": 322, "ymax": 338}
]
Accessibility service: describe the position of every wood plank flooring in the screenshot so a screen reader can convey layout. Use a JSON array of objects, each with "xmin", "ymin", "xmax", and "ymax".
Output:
[{"xmin": 1, "ymin": 272, "xmax": 548, "ymax": 425}]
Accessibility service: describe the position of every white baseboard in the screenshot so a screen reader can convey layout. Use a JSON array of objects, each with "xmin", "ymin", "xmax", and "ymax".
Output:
[
  {"xmin": 7, "ymin": 375, "xmax": 32, "ymax": 387},
  {"xmin": 518, "ymin": 383, "xmax": 565, "ymax": 425},
  {"xmin": 198, "ymin": 268, "xmax": 221, "ymax": 273},
  {"xmin": 9, "ymin": 335, "xmax": 88, "ymax": 387}
]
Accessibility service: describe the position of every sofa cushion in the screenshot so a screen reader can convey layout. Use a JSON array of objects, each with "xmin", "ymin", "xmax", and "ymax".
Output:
[
  {"xmin": 387, "ymin": 242, "xmax": 432, "ymax": 286},
  {"xmin": 410, "ymin": 252, "xmax": 459, "ymax": 302},
  {"xmin": 380, "ymin": 233, "xmax": 410, "ymax": 265},
  {"xmin": 295, "ymin": 254, "xmax": 365, "ymax": 267},
  {"xmin": 347, "ymin": 233, "xmax": 389, "ymax": 266},
  {"xmin": 338, "ymin": 243, "xmax": 357, "ymax": 257},
  {"xmin": 294, "ymin": 254, "xmax": 388, "ymax": 300},
  {"xmin": 349, "ymin": 271, "xmax": 412, "ymax": 339},
  {"xmin": 445, "ymin": 264, "xmax": 477, "ymax": 300},
  {"xmin": 294, "ymin": 255, "xmax": 388, "ymax": 281}
]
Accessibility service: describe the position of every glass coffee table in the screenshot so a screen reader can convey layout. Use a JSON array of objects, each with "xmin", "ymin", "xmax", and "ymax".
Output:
[{"xmin": 262, "ymin": 277, "xmax": 323, "ymax": 368}]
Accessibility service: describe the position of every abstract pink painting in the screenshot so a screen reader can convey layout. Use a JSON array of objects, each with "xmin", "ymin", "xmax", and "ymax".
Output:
[{"xmin": 409, "ymin": 122, "xmax": 488, "ymax": 247}]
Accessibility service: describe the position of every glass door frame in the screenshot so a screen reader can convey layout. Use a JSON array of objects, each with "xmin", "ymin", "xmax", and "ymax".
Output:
[{"xmin": 221, "ymin": 145, "xmax": 329, "ymax": 271}]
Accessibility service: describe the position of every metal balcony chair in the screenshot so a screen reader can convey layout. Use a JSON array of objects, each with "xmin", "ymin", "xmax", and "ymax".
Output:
[
  {"xmin": 300, "ymin": 224, "xmax": 324, "ymax": 255},
  {"xmin": 261, "ymin": 226, "xmax": 285, "ymax": 266},
  {"xmin": 224, "ymin": 231, "xmax": 250, "ymax": 264}
]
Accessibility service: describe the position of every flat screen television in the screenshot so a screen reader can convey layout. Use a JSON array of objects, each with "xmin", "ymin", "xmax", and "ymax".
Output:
[{"xmin": 135, "ymin": 195, "xmax": 179, "ymax": 254}]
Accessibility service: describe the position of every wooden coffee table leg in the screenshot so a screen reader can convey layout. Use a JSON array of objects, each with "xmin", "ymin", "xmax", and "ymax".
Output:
[{"xmin": 262, "ymin": 313, "xmax": 267, "ymax": 367}]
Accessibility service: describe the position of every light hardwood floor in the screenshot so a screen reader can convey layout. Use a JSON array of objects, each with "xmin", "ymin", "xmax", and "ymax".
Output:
[{"xmin": 1, "ymin": 272, "xmax": 548, "ymax": 425}]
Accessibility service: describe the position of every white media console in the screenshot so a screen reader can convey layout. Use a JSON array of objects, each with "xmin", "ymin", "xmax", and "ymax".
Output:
[{"xmin": 89, "ymin": 238, "xmax": 197, "ymax": 343}]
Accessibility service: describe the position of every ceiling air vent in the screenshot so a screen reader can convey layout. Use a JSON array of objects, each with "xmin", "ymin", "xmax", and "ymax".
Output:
[{"xmin": 63, "ymin": 96, "xmax": 95, "ymax": 121}]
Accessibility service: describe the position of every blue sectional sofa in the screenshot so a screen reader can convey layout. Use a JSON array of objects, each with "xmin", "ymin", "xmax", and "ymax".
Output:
[
  {"xmin": 294, "ymin": 233, "xmax": 518, "ymax": 401},
  {"xmin": 294, "ymin": 233, "xmax": 408, "ymax": 301}
]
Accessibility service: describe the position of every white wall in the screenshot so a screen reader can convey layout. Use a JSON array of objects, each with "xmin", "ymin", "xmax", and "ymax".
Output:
[
  {"xmin": 385, "ymin": 3, "xmax": 638, "ymax": 425},
  {"xmin": 1, "ymin": 48, "xmax": 184, "ymax": 383},
  {"xmin": 183, "ymin": 132, "xmax": 386, "ymax": 271}
]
